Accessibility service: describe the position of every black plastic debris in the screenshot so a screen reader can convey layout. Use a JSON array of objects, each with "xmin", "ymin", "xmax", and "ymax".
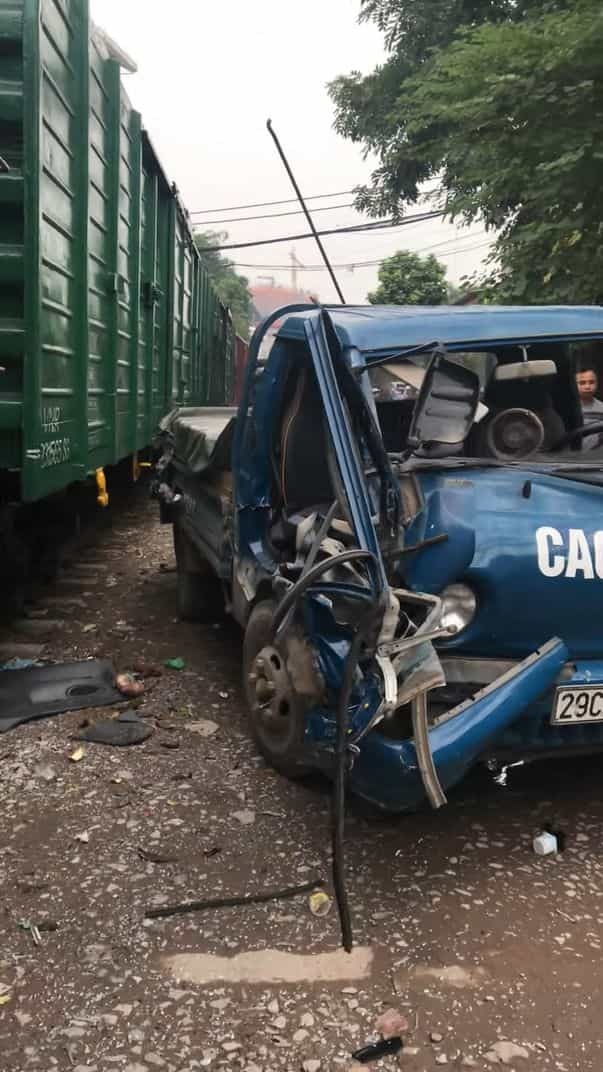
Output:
[
  {"xmin": 352, "ymin": 1038, "xmax": 404, "ymax": 1063},
  {"xmin": 80, "ymin": 710, "xmax": 153, "ymax": 747},
  {"xmin": 0, "ymin": 659, "xmax": 121, "ymax": 733}
]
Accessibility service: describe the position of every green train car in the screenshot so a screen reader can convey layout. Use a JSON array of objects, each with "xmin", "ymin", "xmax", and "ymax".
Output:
[{"xmin": 0, "ymin": 0, "xmax": 235, "ymax": 511}]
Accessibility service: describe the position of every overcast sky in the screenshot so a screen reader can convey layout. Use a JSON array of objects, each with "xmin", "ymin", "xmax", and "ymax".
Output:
[{"xmin": 92, "ymin": 0, "xmax": 491, "ymax": 303}]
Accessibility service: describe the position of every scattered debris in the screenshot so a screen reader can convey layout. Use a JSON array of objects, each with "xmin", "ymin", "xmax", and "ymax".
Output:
[
  {"xmin": 232, "ymin": 809, "xmax": 255, "ymax": 826},
  {"xmin": 186, "ymin": 719, "xmax": 219, "ymax": 737},
  {"xmin": 115, "ymin": 672, "xmax": 145, "ymax": 698},
  {"xmin": 138, "ymin": 846, "xmax": 180, "ymax": 864},
  {"xmin": 395, "ymin": 964, "xmax": 489, "ymax": 992},
  {"xmin": 352, "ymin": 1037, "xmax": 403, "ymax": 1063},
  {"xmin": 70, "ymin": 746, "xmax": 86, "ymax": 763},
  {"xmin": 533, "ymin": 831, "xmax": 558, "ymax": 856},
  {"xmin": 484, "ymin": 1041, "xmax": 530, "ymax": 1064},
  {"xmin": 203, "ymin": 845, "xmax": 221, "ymax": 858},
  {"xmin": 18, "ymin": 920, "xmax": 42, "ymax": 946},
  {"xmin": 376, "ymin": 1009, "xmax": 410, "ymax": 1038},
  {"xmin": 0, "ymin": 993, "xmax": 11, "ymax": 1006},
  {"xmin": 0, "ymin": 659, "xmax": 120, "ymax": 733},
  {"xmin": 34, "ymin": 763, "xmax": 57, "ymax": 782},
  {"xmin": 164, "ymin": 657, "xmax": 186, "ymax": 671},
  {"xmin": 0, "ymin": 657, "xmax": 39, "ymax": 671},
  {"xmin": 309, "ymin": 890, "xmax": 332, "ymax": 917},
  {"xmin": 79, "ymin": 711, "xmax": 153, "ymax": 747},
  {"xmin": 74, "ymin": 831, "xmax": 90, "ymax": 844},
  {"xmin": 145, "ymin": 879, "xmax": 324, "ymax": 920},
  {"xmin": 430, "ymin": 1031, "xmax": 444, "ymax": 1043},
  {"xmin": 132, "ymin": 660, "xmax": 163, "ymax": 678},
  {"xmin": 543, "ymin": 822, "xmax": 566, "ymax": 852}
]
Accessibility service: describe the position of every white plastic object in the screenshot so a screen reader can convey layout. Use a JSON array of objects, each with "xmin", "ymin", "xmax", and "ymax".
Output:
[{"xmin": 533, "ymin": 831, "xmax": 558, "ymax": 856}]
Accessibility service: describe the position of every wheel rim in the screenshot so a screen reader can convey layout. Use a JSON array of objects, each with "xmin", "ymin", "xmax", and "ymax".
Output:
[{"xmin": 247, "ymin": 644, "xmax": 295, "ymax": 744}]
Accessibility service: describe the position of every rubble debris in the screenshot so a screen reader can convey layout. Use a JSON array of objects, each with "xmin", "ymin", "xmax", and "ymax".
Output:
[
  {"xmin": 375, "ymin": 1009, "xmax": 410, "ymax": 1038},
  {"xmin": 132, "ymin": 660, "xmax": 163, "ymax": 678},
  {"xmin": 309, "ymin": 890, "xmax": 332, "ymax": 917},
  {"xmin": 186, "ymin": 719, "xmax": 218, "ymax": 737},
  {"xmin": 34, "ymin": 763, "xmax": 57, "ymax": 782},
  {"xmin": 203, "ymin": 845, "xmax": 221, "ymax": 858},
  {"xmin": 79, "ymin": 711, "xmax": 153, "ymax": 747},
  {"xmin": 351, "ymin": 1037, "xmax": 403, "ymax": 1063},
  {"xmin": 138, "ymin": 846, "xmax": 180, "ymax": 864},
  {"xmin": 145, "ymin": 879, "xmax": 324, "ymax": 920},
  {"xmin": 533, "ymin": 831, "xmax": 558, "ymax": 856},
  {"xmin": 484, "ymin": 1040, "xmax": 530, "ymax": 1064},
  {"xmin": 232, "ymin": 809, "xmax": 255, "ymax": 826},
  {"xmin": 0, "ymin": 657, "xmax": 40, "ymax": 671},
  {"xmin": 115, "ymin": 672, "xmax": 145, "ymax": 698},
  {"xmin": 70, "ymin": 747, "xmax": 86, "ymax": 763},
  {"xmin": 164, "ymin": 657, "xmax": 186, "ymax": 671}
]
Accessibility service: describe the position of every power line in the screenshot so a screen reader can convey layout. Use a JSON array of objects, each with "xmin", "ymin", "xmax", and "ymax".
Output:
[
  {"xmin": 232, "ymin": 232, "xmax": 490, "ymax": 271},
  {"xmin": 195, "ymin": 202, "xmax": 355, "ymax": 226},
  {"xmin": 190, "ymin": 189, "xmax": 356, "ymax": 215},
  {"xmin": 199, "ymin": 211, "xmax": 446, "ymax": 252}
]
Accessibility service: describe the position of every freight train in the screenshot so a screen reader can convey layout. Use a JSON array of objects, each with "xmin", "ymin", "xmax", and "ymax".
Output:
[{"xmin": 0, "ymin": 0, "xmax": 245, "ymax": 577}]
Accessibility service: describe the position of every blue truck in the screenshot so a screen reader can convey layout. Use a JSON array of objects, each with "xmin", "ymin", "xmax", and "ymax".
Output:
[{"xmin": 155, "ymin": 303, "xmax": 603, "ymax": 814}]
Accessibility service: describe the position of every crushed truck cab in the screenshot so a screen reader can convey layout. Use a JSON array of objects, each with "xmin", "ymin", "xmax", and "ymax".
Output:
[{"xmin": 155, "ymin": 303, "xmax": 603, "ymax": 812}]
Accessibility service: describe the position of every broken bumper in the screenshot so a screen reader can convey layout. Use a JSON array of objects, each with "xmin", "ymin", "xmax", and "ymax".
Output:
[{"xmin": 349, "ymin": 637, "xmax": 569, "ymax": 812}]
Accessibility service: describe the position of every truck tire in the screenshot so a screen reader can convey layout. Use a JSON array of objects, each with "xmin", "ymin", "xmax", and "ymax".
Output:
[
  {"xmin": 173, "ymin": 523, "xmax": 220, "ymax": 622},
  {"xmin": 242, "ymin": 600, "xmax": 310, "ymax": 779}
]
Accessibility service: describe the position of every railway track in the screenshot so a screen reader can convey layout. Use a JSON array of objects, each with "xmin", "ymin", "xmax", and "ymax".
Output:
[{"xmin": 0, "ymin": 478, "xmax": 151, "ymax": 667}]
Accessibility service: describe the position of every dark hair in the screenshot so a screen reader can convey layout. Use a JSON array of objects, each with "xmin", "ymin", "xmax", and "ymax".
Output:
[{"xmin": 577, "ymin": 366, "xmax": 597, "ymax": 377}]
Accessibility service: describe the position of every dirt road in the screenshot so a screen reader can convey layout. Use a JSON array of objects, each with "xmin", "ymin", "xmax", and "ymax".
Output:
[{"xmin": 0, "ymin": 493, "xmax": 601, "ymax": 1071}]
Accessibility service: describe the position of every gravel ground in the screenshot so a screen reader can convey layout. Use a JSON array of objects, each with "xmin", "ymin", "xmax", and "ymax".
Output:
[{"xmin": 0, "ymin": 492, "xmax": 601, "ymax": 1072}]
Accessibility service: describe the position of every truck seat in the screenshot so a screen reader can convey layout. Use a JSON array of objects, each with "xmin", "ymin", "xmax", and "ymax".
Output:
[{"xmin": 280, "ymin": 368, "xmax": 335, "ymax": 510}]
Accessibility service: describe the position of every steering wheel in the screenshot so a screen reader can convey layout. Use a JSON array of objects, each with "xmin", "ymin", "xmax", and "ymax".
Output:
[{"xmin": 552, "ymin": 420, "xmax": 603, "ymax": 451}]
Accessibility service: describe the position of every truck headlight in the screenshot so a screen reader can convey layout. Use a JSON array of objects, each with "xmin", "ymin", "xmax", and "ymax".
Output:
[{"xmin": 439, "ymin": 584, "xmax": 477, "ymax": 634}]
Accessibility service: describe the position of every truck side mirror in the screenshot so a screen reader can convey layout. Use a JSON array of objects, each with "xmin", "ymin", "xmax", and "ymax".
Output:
[{"xmin": 407, "ymin": 351, "xmax": 480, "ymax": 450}]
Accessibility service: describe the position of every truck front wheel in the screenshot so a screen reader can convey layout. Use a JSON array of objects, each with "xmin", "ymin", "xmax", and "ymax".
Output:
[{"xmin": 242, "ymin": 600, "xmax": 310, "ymax": 778}]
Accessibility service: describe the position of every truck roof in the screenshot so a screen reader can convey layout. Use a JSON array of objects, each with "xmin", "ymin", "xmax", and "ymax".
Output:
[{"xmin": 274, "ymin": 304, "xmax": 603, "ymax": 355}]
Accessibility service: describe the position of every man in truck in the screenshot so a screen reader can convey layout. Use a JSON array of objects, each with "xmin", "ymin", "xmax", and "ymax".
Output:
[{"xmin": 575, "ymin": 365, "xmax": 603, "ymax": 449}]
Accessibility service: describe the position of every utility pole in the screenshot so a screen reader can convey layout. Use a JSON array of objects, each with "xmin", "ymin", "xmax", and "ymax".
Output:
[{"xmin": 290, "ymin": 247, "xmax": 304, "ymax": 291}]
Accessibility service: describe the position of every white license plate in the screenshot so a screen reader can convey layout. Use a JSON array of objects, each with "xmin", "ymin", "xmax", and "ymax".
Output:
[{"xmin": 552, "ymin": 686, "xmax": 603, "ymax": 725}]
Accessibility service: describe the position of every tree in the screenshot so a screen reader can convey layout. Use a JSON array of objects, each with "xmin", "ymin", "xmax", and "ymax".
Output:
[
  {"xmin": 329, "ymin": 0, "xmax": 601, "ymax": 303},
  {"xmin": 368, "ymin": 250, "xmax": 448, "ymax": 304},
  {"xmin": 194, "ymin": 231, "xmax": 251, "ymax": 339}
]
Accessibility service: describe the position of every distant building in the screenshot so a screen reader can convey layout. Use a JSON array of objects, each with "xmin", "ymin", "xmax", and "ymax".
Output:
[
  {"xmin": 249, "ymin": 281, "xmax": 318, "ymax": 358},
  {"xmin": 250, "ymin": 281, "xmax": 318, "ymax": 327}
]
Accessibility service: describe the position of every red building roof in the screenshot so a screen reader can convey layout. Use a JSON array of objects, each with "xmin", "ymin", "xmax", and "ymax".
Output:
[{"xmin": 250, "ymin": 283, "xmax": 317, "ymax": 326}]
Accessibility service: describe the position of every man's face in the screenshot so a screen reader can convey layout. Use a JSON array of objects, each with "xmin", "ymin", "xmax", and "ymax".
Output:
[{"xmin": 576, "ymin": 369, "xmax": 598, "ymax": 402}]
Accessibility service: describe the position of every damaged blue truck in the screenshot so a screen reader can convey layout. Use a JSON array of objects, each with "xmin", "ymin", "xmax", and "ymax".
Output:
[{"xmin": 155, "ymin": 304, "xmax": 603, "ymax": 815}]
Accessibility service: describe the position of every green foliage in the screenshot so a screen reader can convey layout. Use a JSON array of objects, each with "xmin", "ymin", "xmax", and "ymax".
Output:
[
  {"xmin": 330, "ymin": 0, "xmax": 599, "ymax": 303},
  {"xmin": 368, "ymin": 249, "xmax": 448, "ymax": 305},
  {"xmin": 194, "ymin": 231, "xmax": 251, "ymax": 339}
]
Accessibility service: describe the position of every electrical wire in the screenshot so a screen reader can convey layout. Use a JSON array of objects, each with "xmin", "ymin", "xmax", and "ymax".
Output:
[
  {"xmin": 199, "ymin": 211, "xmax": 446, "ymax": 252},
  {"xmin": 232, "ymin": 236, "xmax": 491, "ymax": 272},
  {"xmin": 194, "ymin": 202, "xmax": 356, "ymax": 226},
  {"xmin": 190, "ymin": 189, "xmax": 356, "ymax": 215}
]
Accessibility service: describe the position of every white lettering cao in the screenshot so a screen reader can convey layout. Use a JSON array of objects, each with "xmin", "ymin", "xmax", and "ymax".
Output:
[{"xmin": 536, "ymin": 526, "xmax": 603, "ymax": 580}]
